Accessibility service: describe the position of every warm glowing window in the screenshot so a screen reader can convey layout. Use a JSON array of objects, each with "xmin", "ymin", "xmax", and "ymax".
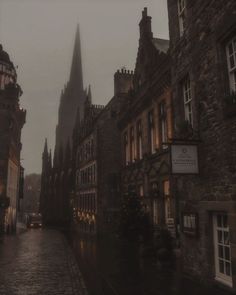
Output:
[
  {"xmin": 130, "ymin": 127, "xmax": 135, "ymax": 162},
  {"xmin": 148, "ymin": 111, "xmax": 155, "ymax": 154},
  {"xmin": 136, "ymin": 120, "xmax": 142, "ymax": 160}
]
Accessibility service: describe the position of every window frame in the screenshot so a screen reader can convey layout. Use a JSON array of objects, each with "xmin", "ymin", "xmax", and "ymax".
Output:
[{"xmin": 177, "ymin": 0, "xmax": 186, "ymax": 37}]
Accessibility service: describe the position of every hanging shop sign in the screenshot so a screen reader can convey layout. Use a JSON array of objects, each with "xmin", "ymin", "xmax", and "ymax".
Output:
[{"xmin": 171, "ymin": 144, "xmax": 199, "ymax": 174}]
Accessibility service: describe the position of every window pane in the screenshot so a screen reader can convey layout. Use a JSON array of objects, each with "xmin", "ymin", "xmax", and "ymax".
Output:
[
  {"xmin": 218, "ymin": 230, "xmax": 223, "ymax": 243},
  {"xmin": 225, "ymin": 246, "xmax": 230, "ymax": 261},
  {"xmin": 224, "ymin": 231, "xmax": 229, "ymax": 245},
  {"xmin": 219, "ymin": 259, "xmax": 225, "ymax": 273},
  {"xmin": 218, "ymin": 245, "xmax": 224, "ymax": 258},
  {"xmin": 223, "ymin": 215, "xmax": 228, "ymax": 228},
  {"xmin": 225, "ymin": 262, "xmax": 231, "ymax": 276}
]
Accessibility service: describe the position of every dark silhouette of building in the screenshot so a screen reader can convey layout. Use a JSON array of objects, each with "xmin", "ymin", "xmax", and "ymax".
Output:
[
  {"xmin": 40, "ymin": 26, "xmax": 87, "ymax": 226},
  {"xmin": 168, "ymin": 0, "xmax": 236, "ymax": 290},
  {"xmin": 73, "ymin": 72, "xmax": 128, "ymax": 235},
  {"xmin": 0, "ymin": 44, "xmax": 26, "ymax": 233}
]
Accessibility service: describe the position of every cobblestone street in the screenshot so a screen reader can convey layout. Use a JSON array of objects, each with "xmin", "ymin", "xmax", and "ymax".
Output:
[{"xmin": 0, "ymin": 228, "xmax": 88, "ymax": 295}]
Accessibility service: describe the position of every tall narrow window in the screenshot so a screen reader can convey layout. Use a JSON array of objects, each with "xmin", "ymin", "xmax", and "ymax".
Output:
[
  {"xmin": 148, "ymin": 111, "xmax": 155, "ymax": 154},
  {"xmin": 159, "ymin": 101, "xmax": 168, "ymax": 146},
  {"xmin": 124, "ymin": 132, "xmax": 129, "ymax": 165},
  {"xmin": 136, "ymin": 120, "xmax": 142, "ymax": 160},
  {"xmin": 130, "ymin": 127, "xmax": 135, "ymax": 162},
  {"xmin": 183, "ymin": 76, "xmax": 193, "ymax": 126},
  {"xmin": 226, "ymin": 37, "xmax": 236, "ymax": 93},
  {"xmin": 178, "ymin": 0, "xmax": 186, "ymax": 37},
  {"xmin": 213, "ymin": 214, "xmax": 232, "ymax": 287}
]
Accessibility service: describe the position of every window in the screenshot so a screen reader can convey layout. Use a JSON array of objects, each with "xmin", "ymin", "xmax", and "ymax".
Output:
[
  {"xmin": 153, "ymin": 200, "xmax": 158, "ymax": 225},
  {"xmin": 124, "ymin": 132, "xmax": 129, "ymax": 165},
  {"xmin": 226, "ymin": 37, "xmax": 236, "ymax": 93},
  {"xmin": 139, "ymin": 185, "xmax": 144, "ymax": 197},
  {"xmin": 159, "ymin": 101, "xmax": 168, "ymax": 146},
  {"xmin": 213, "ymin": 214, "xmax": 232, "ymax": 287},
  {"xmin": 130, "ymin": 127, "xmax": 135, "ymax": 162},
  {"xmin": 148, "ymin": 111, "xmax": 155, "ymax": 154},
  {"xmin": 178, "ymin": 0, "xmax": 186, "ymax": 37},
  {"xmin": 182, "ymin": 213, "xmax": 197, "ymax": 234},
  {"xmin": 136, "ymin": 120, "xmax": 142, "ymax": 160},
  {"xmin": 182, "ymin": 76, "xmax": 193, "ymax": 126}
]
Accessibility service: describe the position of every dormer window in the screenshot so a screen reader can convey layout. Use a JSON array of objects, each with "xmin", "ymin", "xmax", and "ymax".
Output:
[{"xmin": 178, "ymin": 0, "xmax": 186, "ymax": 37}]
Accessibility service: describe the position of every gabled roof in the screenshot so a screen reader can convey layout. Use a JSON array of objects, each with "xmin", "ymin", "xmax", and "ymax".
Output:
[{"xmin": 152, "ymin": 38, "xmax": 169, "ymax": 54}]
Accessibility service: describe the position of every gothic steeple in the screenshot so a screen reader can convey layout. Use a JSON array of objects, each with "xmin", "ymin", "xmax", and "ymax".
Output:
[
  {"xmin": 54, "ymin": 25, "xmax": 86, "ymax": 154},
  {"xmin": 43, "ymin": 138, "xmax": 48, "ymax": 156},
  {"xmin": 69, "ymin": 24, "xmax": 83, "ymax": 91}
]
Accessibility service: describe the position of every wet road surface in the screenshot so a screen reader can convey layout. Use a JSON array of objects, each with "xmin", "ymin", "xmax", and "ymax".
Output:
[
  {"xmin": 0, "ymin": 228, "xmax": 88, "ymax": 295},
  {"xmin": 70, "ymin": 234, "xmax": 231, "ymax": 295}
]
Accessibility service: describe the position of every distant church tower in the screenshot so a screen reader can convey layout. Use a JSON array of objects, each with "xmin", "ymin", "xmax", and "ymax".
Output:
[
  {"xmin": 40, "ymin": 26, "xmax": 88, "ymax": 226},
  {"xmin": 55, "ymin": 25, "xmax": 86, "ymax": 153}
]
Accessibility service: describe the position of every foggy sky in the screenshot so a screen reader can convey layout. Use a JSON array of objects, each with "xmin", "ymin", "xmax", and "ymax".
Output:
[{"xmin": 0, "ymin": 0, "xmax": 169, "ymax": 175}]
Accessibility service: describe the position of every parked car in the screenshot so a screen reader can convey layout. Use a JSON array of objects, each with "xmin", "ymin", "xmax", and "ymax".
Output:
[{"xmin": 26, "ymin": 213, "xmax": 42, "ymax": 228}]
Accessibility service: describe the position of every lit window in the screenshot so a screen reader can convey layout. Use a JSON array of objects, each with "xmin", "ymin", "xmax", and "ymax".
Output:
[
  {"xmin": 148, "ymin": 111, "xmax": 155, "ymax": 154},
  {"xmin": 183, "ymin": 76, "xmax": 193, "ymax": 126},
  {"xmin": 178, "ymin": 0, "xmax": 186, "ymax": 36},
  {"xmin": 136, "ymin": 120, "xmax": 142, "ymax": 160},
  {"xmin": 226, "ymin": 37, "xmax": 236, "ymax": 93},
  {"xmin": 124, "ymin": 132, "xmax": 129, "ymax": 165},
  {"xmin": 130, "ymin": 127, "xmax": 135, "ymax": 162}
]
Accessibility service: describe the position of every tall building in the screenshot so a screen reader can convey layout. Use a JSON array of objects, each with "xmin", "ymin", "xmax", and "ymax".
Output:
[
  {"xmin": 55, "ymin": 25, "xmax": 86, "ymax": 152},
  {"xmin": 118, "ymin": 8, "xmax": 173, "ymax": 235},
  {"xmin": 167, "ymin": 0, "xmax": 236, "ymax": 290},
  {"xmin": 0, "ymin": 45, "xmax": 26, "ymax": 233},
  {"xmin": 73, "ymin": 74, "xmax": 128, "ymax": 235},
  {"xmin": 40, "ymin": 26, "xmax": 87, "ymax": 226}
]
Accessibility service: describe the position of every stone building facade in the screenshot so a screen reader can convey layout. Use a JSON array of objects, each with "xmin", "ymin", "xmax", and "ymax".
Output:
[
  {"xmin": 167, "ymin": 0, "xmax": 236, "ymax": 290},
  {"xmin": 0, "ymin": 45, "xmax": 26, "ymax": 233},
  {"xmin": 118, "ymin": 8, "xmax": 175, "ymax": 235},
  {"xmin": 40, "ymin": 26, "xmax": 87, "ymax": 226},
  {"xmin": 73, "ymin": 74, "xmax": 129, "ymax": 235}
]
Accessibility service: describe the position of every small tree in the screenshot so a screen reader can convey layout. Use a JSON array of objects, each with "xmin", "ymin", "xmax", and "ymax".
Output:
[{"xmin": 119, "ymin": 190, "xmax": 151, "ymax": 241}]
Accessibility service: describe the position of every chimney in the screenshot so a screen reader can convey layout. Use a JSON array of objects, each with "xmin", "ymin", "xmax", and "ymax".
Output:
[
  {"xmin": 139, "ymin": 7, "xmax": 153, "ymax": 39},
  {"xmin": 114, "ymin": 69, "xmax": 134, "ymax": 96}
]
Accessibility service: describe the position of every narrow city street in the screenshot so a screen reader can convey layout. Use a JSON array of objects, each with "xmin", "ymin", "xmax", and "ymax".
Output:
[
  {"xmin": 0, "ymin": 227, "xmax": 232, "ymax": 295},
  {"xmin": 0, "ymin": 228, "xmax": 88, "ymax": 295}
]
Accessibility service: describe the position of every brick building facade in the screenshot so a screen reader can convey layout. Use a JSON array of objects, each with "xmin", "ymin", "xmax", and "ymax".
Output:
[
  {"xmin": 168, "ymin": 0, "xmax": 236, "ymax": 290},
  {"xmin": 118, "ymin": 8, "xmax": 175, "ymax": 235},
  {"xmin": 0, "ymin": 45, "xmax": 26, "ymax": 233}
]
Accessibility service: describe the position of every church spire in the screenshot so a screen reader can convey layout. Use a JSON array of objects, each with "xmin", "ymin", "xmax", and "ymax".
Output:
[
  {"xmin": 43, "ymin": 138, "xmax": 48, "ymax": 155},
  {"xmin": 69, "ymin": 24, "xmax": 83, "ymax": 90},
  {"xmin": 87, "ymin": 84, "xmax": 92, "ymax": 104}
]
